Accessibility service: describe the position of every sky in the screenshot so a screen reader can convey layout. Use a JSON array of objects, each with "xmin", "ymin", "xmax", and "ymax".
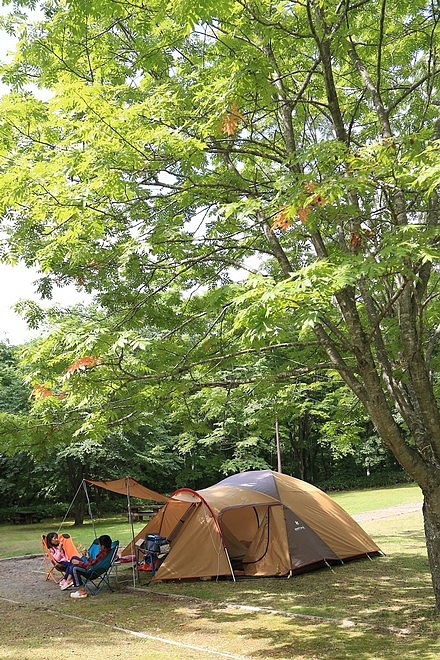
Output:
[
  {"xmin": 0, "ymin": 7, "xmax": 88, "ymax": 346},
  {"xmin": 0, "ymin": 264, "xmax": 41, "ymax": 344},
  {"xmin": 0, "ymin": 19, "xmax": 34, "ymax": 344},
  {"xmin": 0, "ymin": 263, "xmax": 88, "ymax": 345}
]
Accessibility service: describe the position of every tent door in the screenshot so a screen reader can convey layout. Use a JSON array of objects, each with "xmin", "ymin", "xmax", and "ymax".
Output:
[{"xmin": 242, "ymin": 505, "xmax": 291, "ymax": 576}]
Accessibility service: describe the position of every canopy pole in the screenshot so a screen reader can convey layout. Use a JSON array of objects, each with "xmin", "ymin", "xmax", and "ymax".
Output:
[
  {"xmin": 126, "ymin": 477, "xmax": 139, "ymax": 587},
  {"xmin": 82, "ymin": 480, "xmax": 97, "ymax": 539}
]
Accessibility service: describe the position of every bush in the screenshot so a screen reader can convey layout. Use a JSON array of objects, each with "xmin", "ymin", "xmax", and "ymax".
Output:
[
  {"xmin": 0, "ymin": 502, "xmax": 69, "ymax": 523},
  {"xmin": 319, "ymin": 470, "xmax": 412, "ymax": 492}
]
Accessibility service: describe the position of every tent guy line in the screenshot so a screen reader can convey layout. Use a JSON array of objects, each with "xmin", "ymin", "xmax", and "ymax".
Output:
[{"xmin": 0, "ymin": 596, "xmax": 249, "ymax": 659}]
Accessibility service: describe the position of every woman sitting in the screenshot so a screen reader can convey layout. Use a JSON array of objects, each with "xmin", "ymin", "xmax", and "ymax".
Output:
[{"xmin": 60, "ymin": 534, "xmax": 112, "ymax": 599}]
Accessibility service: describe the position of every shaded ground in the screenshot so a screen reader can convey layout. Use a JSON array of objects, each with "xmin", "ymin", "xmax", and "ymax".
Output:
[{"xmin": 0, "ymin": 502, "xmax": 438, "ymax": 660}]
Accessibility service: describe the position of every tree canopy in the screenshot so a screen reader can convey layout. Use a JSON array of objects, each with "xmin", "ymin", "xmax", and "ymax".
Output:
[{"xmin": 0, "ymin": 0, "xmax": 439, "ymax": 605}]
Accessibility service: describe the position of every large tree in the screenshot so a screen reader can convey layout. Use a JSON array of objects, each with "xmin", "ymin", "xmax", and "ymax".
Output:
[{"xmin": 0, "ymin": 0, "xmax": 439, "ymax": 605}]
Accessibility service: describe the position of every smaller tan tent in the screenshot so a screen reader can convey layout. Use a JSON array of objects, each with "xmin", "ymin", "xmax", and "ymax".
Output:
[{"xmin": 123, "ymin": 470, "xmax": 381, "ymax": 581}]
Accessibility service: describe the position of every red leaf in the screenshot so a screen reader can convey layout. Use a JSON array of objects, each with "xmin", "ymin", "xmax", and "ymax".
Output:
[
  {"xmin": 350, "ymin": 232, "xmax": 361, "ymax": 248},
  {"xmin": 222, "ymin": 102, "xmax": 245, "ymax": 136},
  {"xmin": 298, "ymin": 207, "xmax": 310, "ymax": 223},
  {"xmin": 271, "ymin": 205, "xmax": 291, "ymax": 231},
  {"xmin": 65, "ymin": 356, "xmax": 101, "ymax": 376},
  {"xmin": 30, "ymin": 385, "xmax": 53, "ymax": 399}
]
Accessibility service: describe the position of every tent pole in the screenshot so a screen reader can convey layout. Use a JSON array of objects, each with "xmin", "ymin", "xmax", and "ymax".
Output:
[
  {"xmin": 274, "ymin": 397, "xmax": 282, "ymax": 473},
  {"xmin": 83, "ymin": 480, "xmax": 97, "ymax": 539},
  {"xmin": 224, "ymin": 546, "xmax": 236, "ymax": 583}
]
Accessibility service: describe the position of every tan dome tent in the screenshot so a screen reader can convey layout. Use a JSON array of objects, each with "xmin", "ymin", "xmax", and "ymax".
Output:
[{"xmin": 123, "ymin": 470, "xmax": 381, "ymax": 581}]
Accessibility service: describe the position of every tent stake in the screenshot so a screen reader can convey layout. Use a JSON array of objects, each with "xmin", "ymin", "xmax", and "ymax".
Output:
[{"xmin": 324, "ymin": 559, "xmax": 335, "ymax": 573}]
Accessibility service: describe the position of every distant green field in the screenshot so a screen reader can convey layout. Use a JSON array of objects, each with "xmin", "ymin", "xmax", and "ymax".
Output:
[
  {"xmin": 0, "ymin": 516, "xmax": 146, "ymax": 558},
  {"xmin": 330, "ymin": 482, "xmax": 422, "ymax": 513}
]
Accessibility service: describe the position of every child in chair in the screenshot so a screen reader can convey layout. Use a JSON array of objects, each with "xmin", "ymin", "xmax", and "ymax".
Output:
[
  {"xmin": 60, "ymin": 534, "xmax": 112, "ymax": 598},
  {"xmin": 46, "ymin": 532, "xmax": 69, "ymax": 569}
]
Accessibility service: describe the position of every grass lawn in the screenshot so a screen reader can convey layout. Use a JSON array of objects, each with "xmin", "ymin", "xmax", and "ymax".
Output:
[
  {"xmin": 330, "ymin": 482, "xmax": 422, "ymax": 513},
  {"xmin": 0, "ymin": 516, "xmax": 146, "ymax": 559},
  {"xmin": 1, "ymin": 482, "xmax": 437, "ymax": 659}
]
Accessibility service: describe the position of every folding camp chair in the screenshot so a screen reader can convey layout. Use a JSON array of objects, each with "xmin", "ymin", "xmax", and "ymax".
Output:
[
  {"xmin": 80, "ymin": 540, "xmax": 119, "ymax": 596},
  {"xmin": 84, "ymin": 538, "xmax": 101, "ymax": 561},
  {"xmin": 42, "ymin": 533, "xmax": 80, "ymax": 583}
]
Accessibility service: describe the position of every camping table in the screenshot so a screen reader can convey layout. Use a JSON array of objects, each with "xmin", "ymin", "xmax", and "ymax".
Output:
[
  {"xmin": 128, "ymin": 504, "xmax": 162, "ymax": 523},
  {"xmin": 10, "ymin": 510, "xmax": 43, "ymax": 524}
]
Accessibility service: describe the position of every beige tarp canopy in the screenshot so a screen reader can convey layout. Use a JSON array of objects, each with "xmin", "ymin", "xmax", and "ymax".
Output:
[
  {"xmin": 75, "ymin": 477, "xmax": 169, "ymax": 587},
  {"xmin": 86, "ymin": 477, "xmax": 168, "ymax": 503}
]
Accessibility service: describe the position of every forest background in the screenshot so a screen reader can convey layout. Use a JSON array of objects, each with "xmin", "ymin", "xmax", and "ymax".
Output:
[{"xmin": 0, "ymin": 338, "xmax": 408, "ymax": 524}]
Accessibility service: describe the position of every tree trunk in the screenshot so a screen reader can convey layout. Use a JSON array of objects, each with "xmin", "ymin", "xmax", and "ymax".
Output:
[
  {"xmin": 73, "ymin": 499, "xmax": 85, "ymax": 526},
  {"xmin": 66, "ymin": 456, "xmax": 86, "ymax": 526},
  {"xmin": 423, "ymin": 494, "xmax": 440, "ymax": 611}
]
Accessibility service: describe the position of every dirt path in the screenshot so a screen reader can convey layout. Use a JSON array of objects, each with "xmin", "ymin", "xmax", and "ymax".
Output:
[
  {"xmin": 0, "ymin": 553, "xmax": 68, "ymax": 605},
  {"xmin": 352, "ymin": 501, "xmax": 422, "ymax": 522}
]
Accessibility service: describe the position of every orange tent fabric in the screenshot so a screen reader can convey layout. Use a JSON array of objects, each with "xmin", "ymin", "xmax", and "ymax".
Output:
[{"xmin": 123, "ymin": 470, "xmax": 381, "ymax": 582}]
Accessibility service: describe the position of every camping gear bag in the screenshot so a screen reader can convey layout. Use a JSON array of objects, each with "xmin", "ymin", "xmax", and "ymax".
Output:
[{"xmin": 145, "ymin": 534, "xmax": 169, "ymax": 554}]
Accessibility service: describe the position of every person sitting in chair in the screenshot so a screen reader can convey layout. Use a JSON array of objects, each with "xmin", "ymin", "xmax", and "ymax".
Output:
[
  {"xmin": 60, "ymin": 534, "xmax": 112, "ymax": 598},
  {"xmin": 46, "ymin": 532, "xmax": 69, "ymax": 569}
]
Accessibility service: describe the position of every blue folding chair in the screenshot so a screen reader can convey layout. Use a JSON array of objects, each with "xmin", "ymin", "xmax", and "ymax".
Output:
[
  {"xmin": 80, "ymin": 540, "xmax": 119, "ymax": 595},
  {"xmin": 82, "ymin": 538, "xmax": 101, "ymax": 561}
]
